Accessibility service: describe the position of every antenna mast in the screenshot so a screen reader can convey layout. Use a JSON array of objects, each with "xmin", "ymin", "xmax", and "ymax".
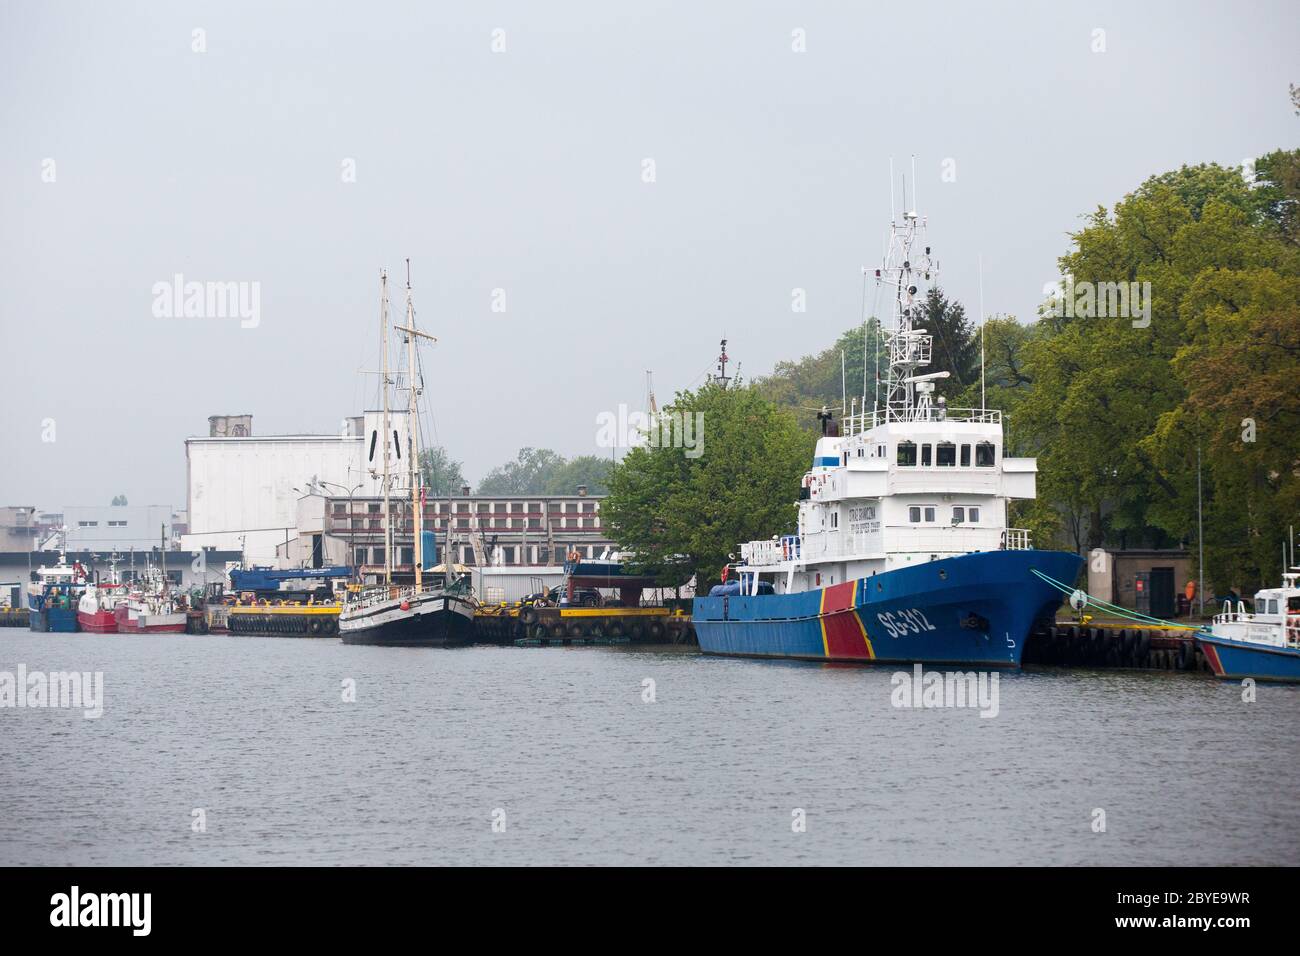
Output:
[
  {"xmin": 872, "ymin": 162, "xmax": 939, "ymax": 425},
  {"xmin": 714, "ymin": 338, "xmax": 731, "ymax": 388}
]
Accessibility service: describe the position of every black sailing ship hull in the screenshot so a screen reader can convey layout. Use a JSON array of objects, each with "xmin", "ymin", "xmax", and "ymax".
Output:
[{"xmin": 340, "ymin": 592, "xmax": 476, "ymax": 647}]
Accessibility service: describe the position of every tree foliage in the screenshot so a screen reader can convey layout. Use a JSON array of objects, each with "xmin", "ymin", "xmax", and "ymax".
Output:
[
  {"xmin": 476, "ymin": 448, "xmax": 613, "ymax": 496},
  {"xmin": 418, "ymin": 446, "xmax": 467, "ymax": 499},
  {"xmin": 601, "ymin": 383, "xmax": 815, "ymax": 586}
]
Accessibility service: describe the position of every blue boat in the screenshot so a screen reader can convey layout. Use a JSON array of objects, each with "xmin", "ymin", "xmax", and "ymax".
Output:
[
  {"xmin": 1197, "ymin": 571, "xmax": 1300, "ymax": 682},
  {"xmin": 691, "ymin": 200, "xmax": 1082, "ymax": 668},
  {"xmin": 26, "ymin": 552, "xmax": 89, "ymax": 633},
  {"xmin": 695, "ymin": 549, "xmax": 1081, "ymax": 667}
]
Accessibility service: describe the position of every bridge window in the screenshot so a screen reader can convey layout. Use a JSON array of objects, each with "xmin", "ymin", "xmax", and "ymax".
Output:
[
  {"xmin": 976, "ymin": 441, "xmax": 996, "ymax": 467},
  {"xmin": 909, "ymin": 507, "xmax": 921, "ymax": 523},
  {"xmin": 968, "ymin": 507, "xmax": 980, "ymax": 522},
  {"xmin": 960, "ymin": 444, "xmax": 971, "ymax": 467},
  {"xmin": 924, "ymin": 506, "xmax": 936, "ymax": 522},
  {"xmin": 897, "ymin": 441, "xmax": 917, "ymax": 466},
  {"xmin": 936, "ymin": 442, "xmax": 956, "ymax": 466},
  {"xmin": 952, "ymin": 507, "xmax": 965, "ymax": 523},
  {"xmin": 921, "ymin": 444, "xmax": 932, "ymax": 466}
]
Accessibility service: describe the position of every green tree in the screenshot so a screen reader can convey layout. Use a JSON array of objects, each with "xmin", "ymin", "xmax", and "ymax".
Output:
[
  {"xmin": 542, "ymin": 455, "xmax": 613, "ymax": 495},
  {"xmin": 756, "ymin": 321, "xmax": 887, "ymax": 428},
  {"xmin": 476, "ymin": 447, "xmax": 567, "ymax": 495},
  {"xmin": 909, "ymin": 287, "xmax": 978, "ymax": 402},
  {"xmin": 602, "ymin": 382, "xmax": 815, "ymax": 587},
  {"xmin": 419, "ymin": 446, "xmax": 467, "ymax": 498}
]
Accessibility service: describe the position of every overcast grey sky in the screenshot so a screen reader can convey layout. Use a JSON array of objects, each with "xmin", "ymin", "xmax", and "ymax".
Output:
[{"xmin": 1, "ymin": 0, "xmax": 1296, "ymax": 511}]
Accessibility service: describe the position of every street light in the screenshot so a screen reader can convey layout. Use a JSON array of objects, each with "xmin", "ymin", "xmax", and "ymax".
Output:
[{"xmin": 312, "ymin": 479, "xmax": 364, "ymax": 580}]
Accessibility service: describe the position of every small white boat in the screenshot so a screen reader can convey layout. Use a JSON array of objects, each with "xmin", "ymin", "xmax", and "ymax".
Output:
[{"xmin": 1197, "ymin": 570, "xmax": 1300, "ymax": 681}]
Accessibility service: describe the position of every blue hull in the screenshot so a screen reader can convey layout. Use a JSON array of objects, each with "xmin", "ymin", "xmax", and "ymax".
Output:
[
  {"xmin": 1198, "ymin": 634, "xmax": 1300, "ymax": 682},
  {"xmin": 692, "ymin": 549, "xmax": 1083, "ymax": 667}
]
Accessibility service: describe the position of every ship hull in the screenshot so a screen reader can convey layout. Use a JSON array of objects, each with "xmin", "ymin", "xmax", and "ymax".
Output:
[
  {"xmin": 692, "ymin": 549, "xmax": 1083, "ymax": 668},
  {"xmin": 76, "ymin": 609, "xmax": 118, "ymax": 633},
  {"xmin": 114, "ymin": 604, "xmax": 187, "ymax": 634},
  {"xmin": 1197, "ymin": 634, "xmax": 1300, "ymax": 683},
  {"xmin": 340, "ymin": 593, "xmax": 476, "ymax": 647}
]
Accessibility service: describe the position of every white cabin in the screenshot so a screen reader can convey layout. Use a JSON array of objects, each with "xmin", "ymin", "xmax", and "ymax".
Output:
[
  {"xmin": 1210, "ymin": 571, "xmax": 1300, "ymax": 649},
  {"xmin": 738, "ymin": 407, "xmax": 1036, "ymax": 594}
]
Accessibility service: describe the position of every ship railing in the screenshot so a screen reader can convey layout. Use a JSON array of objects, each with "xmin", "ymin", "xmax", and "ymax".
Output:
[
  {"xmin": 842, "ymin": 407, "xmax": 1003, "ymax": 435},
  {"xmin": 1213, "ymin": 600, "xmax": 1250, "ymax": 625},
  {"xmin": 742, "ymin": 535, "xmax": 801, "ymax": 567},
  {"xmin": 1003, "ymin": 528, "xmax": 1032, "ymax": 551}
]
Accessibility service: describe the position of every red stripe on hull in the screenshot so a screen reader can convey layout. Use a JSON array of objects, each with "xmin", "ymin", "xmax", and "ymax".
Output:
[
  {"xmin": 1200, "ymin": 641, "xmax": 1226, "ymax": 676},
  {"xmin": 820, "ymin": 581, "xmax": 875, "ymax": 660}
]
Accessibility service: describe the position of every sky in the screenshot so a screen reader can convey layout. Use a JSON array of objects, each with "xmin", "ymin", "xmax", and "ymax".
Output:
[{"xmin": 1, "ymin": 0, "xmax": 1296, "ymax": 512}]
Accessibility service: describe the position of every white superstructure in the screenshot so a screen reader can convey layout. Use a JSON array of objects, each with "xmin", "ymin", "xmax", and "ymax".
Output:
[
  {"xmin": 736, "ymin": 193, "xmax": 1039, "ymax": 594},
  {"xmin": 1209, "ymin": 571, "xmax": 1300, "ymax": 650}
]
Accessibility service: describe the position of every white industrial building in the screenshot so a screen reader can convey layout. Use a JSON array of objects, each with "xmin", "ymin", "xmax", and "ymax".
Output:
[
  {"xmin": 63, "ymin": 504, "xmax": 180, "ymax": 553},
  {"xmin": 181, "ymin": 412, "xmax": 410, "ymax": 563}
]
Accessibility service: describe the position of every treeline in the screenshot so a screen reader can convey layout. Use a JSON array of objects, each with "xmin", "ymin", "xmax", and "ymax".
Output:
[{"xmin": 419, "ymin": 445, "xmax": 613, "ymax": 499}]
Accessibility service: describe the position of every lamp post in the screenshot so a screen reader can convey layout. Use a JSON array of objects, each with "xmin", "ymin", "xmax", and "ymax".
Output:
[{"xmin": 313, "ymin": 480, "xmax": 363, "ymax": 580}]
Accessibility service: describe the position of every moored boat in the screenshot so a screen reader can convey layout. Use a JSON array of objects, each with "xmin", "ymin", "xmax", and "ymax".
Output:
[
  {"xmin": 76, "ymin": 554, "xmax": 126, "ymax": 633},
  {"xmin": 113, "ymin": 568, "xmax": 187, "ymax": 634},
  {"xmin": 692, "ymin": 190, "xmax": 1081, "ymax": 667},
  {"xmin": 1196, "ymin": 570, "xmax": 1300, "ymax": 682},
  {"xmin": 338, "ymin": 263, "xmax": 476, "ymax": 648},
  {"xmin": 27, "ymin": 551, "xmax": 88, "ymax": 633}
]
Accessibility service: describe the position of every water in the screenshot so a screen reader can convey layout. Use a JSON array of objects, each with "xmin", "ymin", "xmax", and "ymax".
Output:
[{"xmin": 2, "ymin": 632, "xmax": 1297, "ymax": 866}]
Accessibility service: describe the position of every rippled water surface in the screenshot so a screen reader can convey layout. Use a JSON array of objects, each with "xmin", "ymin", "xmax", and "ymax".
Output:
[{"xmin": 1, "ymin": 632, "xmax": 1297, "ymax": 865}]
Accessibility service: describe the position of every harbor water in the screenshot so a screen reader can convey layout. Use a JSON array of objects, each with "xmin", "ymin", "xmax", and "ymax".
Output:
[{"xmin": 1, "ymin": 633, "xmax": 1297, "ymax": 866}]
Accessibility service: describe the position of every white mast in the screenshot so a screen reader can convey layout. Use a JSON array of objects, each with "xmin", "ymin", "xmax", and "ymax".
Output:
[
  {"xmin": 380, "ymin": 270, "xmax": 392, "ymax": 587},
  {"xmin": 873, "ymin": 165, "xmax": 939, "ymax": 426},
  {"xmin": 395, "ymin": 259, "xmax": 438, "ymax": 591}
]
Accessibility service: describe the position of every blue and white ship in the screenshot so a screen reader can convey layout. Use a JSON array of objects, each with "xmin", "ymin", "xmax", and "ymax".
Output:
[
  {"xmin": 692, "ymin": 194, "xmax": 1082, "ymax": 667},
  {"xmin": 1197, "ymin": 570, "xmax": 1300, "ymax": 682}
]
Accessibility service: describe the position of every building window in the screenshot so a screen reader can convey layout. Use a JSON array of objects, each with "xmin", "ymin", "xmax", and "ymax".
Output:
[
  {"xmin": 582, "ymin": 518, "xmax": 595, "ymax": 528},
  {"xmin": 368, "ymin": 503, "xmax": 380, "ymax": 513},
  {"xmin": 976, "ymin": 442, "xmax": 996, "ymax": 467},
  {"xmin": 511, "ymin": 503, "xmax": 524, "ymax": 513},
  {"xmin": 582, "ymin": 502, "xmax": 595, "ymax": 513},
  {"xmin": 78, "ymin": 521, "xmax": 98, "ymax": 527},
  {"xmin": 502, "ymin": 546, "xmax": 516, "ymax": 564},
  {"xmin": 354, "ymin": 548, "xmax": 367, "ymax": 566},
  {"xmin": 528, "ymin": 518, "xmax": 541, "ymax": 529},
  {"xmin": 333, "ymin": 503, "xmax": 347, "ymax": 514},
  {"xmin": 921, "ymin": 444, "xmax": 933, "ymax": 466},
  {"xmin": 108, "ymin": 520, "xmax": 127, "ymax": 527},
  {"xmin": 566, "ymin": 503, "xmax": 578, "ymax": 513},
  {"xmin": 936, "ymin": 442, "xmax": 956, "ymax": 467},
  {"xmin": 897, "ymin": 441, "xmax": 917, "ymax": 466},
  {"xmin": 457, "ymin": 518, "xmax": 469, "ymax": 529}
]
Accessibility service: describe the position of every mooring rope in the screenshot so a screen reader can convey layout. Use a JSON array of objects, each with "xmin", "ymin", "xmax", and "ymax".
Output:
[{"xmin": 1029, "ymin": 568, "xmax": 1208, "ymax": 633}]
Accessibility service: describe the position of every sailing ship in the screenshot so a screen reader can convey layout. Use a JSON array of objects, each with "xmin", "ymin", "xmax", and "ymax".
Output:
[
  {"xmin": 692, "ymin": 180, "xmax": 1082, "ymax": 667},
  {"xmin": 339, "ymin": 264, "xmax": 477, "ymax": 647},
  {"xmin": 1196, "ymin": 569, "xmax": 1300, "ymax": 681}
]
